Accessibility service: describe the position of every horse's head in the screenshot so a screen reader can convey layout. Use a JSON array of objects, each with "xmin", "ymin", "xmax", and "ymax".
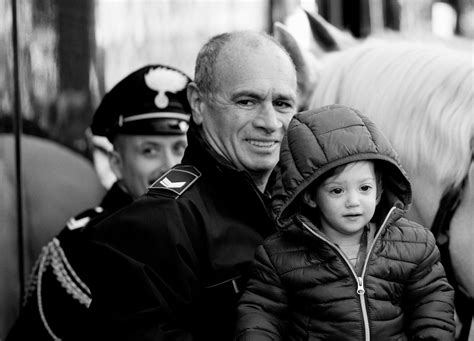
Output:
[
  {"xmin": 273, "ymin": 10, "xmax": 356, "ymax": 111},
  {"xmin": 275, "ymin": 11, "xmax": 474, "ymax": 307}
]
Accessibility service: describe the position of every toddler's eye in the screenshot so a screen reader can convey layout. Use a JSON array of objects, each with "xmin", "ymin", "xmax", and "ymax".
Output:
[
  {"xmin": 360, "ymin": 185, "xmax": 372, "ymax": 192},
  {"xmin": 330, "ymin": 188, "xmax": 343, "ymax": 195}
]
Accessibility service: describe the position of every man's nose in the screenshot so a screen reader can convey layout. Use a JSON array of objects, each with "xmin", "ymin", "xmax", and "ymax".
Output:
[
  {"xmin": 162, "ymin": 149, "xmax": 181, "ymax": 171},
  {"xmin": 254, "ymin": 102, "xmax": 282, "ymax": 132}
]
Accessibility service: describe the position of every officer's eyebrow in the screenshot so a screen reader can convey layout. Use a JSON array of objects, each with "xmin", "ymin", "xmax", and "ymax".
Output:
[
  {"xmin": 231, "ymin": 89, "xmax": 264, "ymax": 100},
  {"xmin": 139, "ymin": 141, "xmax": 163, "ymax": 148}
]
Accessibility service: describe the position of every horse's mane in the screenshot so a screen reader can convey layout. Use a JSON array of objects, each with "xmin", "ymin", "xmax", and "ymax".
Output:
[{"xmin": 309, "ymin": 39, "xmax": 473, "ymax": 187}]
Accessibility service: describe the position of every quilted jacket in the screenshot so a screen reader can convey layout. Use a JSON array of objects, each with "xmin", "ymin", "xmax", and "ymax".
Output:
[{"xmin": 235, "ymin": 105, "xmax": 455, "ymax": 340}]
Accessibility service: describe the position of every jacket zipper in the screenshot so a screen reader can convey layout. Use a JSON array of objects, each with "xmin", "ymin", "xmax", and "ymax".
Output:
[
  {"xmin": 356, "ymin": 276, "xmax": 369, "ymax": 341},
  {"xmin": 299, "ymin": 207, "xmax": 396, "ymax": 341}
]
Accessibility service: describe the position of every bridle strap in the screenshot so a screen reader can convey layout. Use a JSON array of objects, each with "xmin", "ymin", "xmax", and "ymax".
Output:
[
  {"xmin": 431, "ymin": 172, "xmax": 472, "ymax": 339},
  {"xmin": 431, "ymin": 177, "xmax": 467, "ymax": 247}
]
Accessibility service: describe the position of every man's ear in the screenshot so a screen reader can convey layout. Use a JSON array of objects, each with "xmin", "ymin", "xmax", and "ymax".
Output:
[
  {"xmin": 187, "ymin": 82, "xmax": 204, "ymax": 125},
  {"xmin": 108, "ymin": 150, "xmax": 123, "ymax": 180},
  {"xmin": 303, "ymin": 191, "xmax": 317, "ymax": 208}
]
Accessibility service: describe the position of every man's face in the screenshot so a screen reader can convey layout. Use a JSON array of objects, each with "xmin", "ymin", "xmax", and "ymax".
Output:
[
  {"xmin": 112, "ymin": 134, "xmax": 187, "ymax": 198},
  {"xmin": 192, "ymin": 40, "xmax": 297, "ymax": 188}
]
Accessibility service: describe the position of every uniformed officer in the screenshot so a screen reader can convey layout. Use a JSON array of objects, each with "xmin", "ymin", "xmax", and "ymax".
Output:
[
  {"xmin": 6, "ymin": 64, "xmax": 192, "ymax": 341},
  {"xmin": 81, "ymin": 31, "xmax": 298, "ymax": 340}
]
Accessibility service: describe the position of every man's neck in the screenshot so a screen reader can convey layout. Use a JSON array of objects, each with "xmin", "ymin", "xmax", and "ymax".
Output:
[
  {"xmin": 249, "ymin": 172, "xmax": 270, "ymax": 193},
  {"xmin": 199, "ymin": 129, "xmax": 273, "ymax": 193}
]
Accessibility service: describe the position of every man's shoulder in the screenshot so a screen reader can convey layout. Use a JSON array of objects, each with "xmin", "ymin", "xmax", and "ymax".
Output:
[
  {"xmin": 89, "ymin": 166, "xmax": 203, "ymax": 238},
  {"xmin": 64, "ymin": 206, "xmax": 106, "ymax": 231},
  {"xmin": 147, "ymin": 164, "xmax": 201, "ymax": 199}
]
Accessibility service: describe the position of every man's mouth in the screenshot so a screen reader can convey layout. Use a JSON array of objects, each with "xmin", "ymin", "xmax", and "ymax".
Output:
[{"xmin": 247, "ymin": 139, "xmax": 278, "ymax": 148}]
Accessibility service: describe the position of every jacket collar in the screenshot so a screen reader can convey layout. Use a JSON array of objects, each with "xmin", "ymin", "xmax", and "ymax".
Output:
[
  {"xmin": 181, "ymin": 121, "xmax": 236, "ymax": 174},
  {"xmin": 101, "ymin": 182, "xmax": 134, "ymax": 212}
]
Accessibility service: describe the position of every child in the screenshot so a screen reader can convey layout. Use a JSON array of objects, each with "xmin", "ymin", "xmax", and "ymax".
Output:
[{"xmin": 235, "ymin": 105, "xmax": 455, "ymax": 340}]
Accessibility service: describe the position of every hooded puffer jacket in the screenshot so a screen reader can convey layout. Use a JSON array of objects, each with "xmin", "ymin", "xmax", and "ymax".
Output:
[{"xmin": 235, "ymin": 105, "xmax": 455, "ymax": 340}]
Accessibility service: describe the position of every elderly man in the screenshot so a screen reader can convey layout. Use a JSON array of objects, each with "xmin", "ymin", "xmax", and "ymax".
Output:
[
  {"xmin": 6, "ymin": 64, "xmax": 192, "ymax": 341},
  {"xmin": 83, "ymin": 31, "xmax": 298, "ymax": 340}
]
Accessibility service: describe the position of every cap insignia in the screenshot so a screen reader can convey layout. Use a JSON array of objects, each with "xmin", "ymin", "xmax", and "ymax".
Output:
[{"xmin": 144, "ymin": 67, "xmax": 189, "ymax": 109}]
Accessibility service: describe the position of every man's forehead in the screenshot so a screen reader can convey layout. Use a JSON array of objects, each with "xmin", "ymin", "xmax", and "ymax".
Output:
[
  {"xmin": 221, "ymin": 36, "xmax": 290, "ymax": 63},
  {"xmin": 118, "ymin": 134, "xmax": 186, "ymax": 145},
  {"xmin": 230, "ymin": 82, "xmax": 296, "ymax": 99},
  {"xmin": 216, "ymin": 47, "xmax": 296, "ymax": 88},
  {"xmin": 217, "ymin": 69, "xmax": 297, "ymax": 99}
]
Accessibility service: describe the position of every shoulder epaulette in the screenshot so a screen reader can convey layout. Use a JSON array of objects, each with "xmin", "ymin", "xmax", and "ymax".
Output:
[
  {"xmin": 66, "ymin": 206, "xmax": 104, "ymax": 230},
  {"xmin": 147, "ymin": 165, "xmax": 201, "ymax": 199}
]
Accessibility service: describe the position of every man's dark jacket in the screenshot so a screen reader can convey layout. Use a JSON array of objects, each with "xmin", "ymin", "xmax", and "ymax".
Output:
[
  {"xmin": 82, "ymin": 123, "xmax": 277, "ymax": 340},
  {"xmin": 7, "ymin": 182, "xmax": 133, "ymax": 340}
]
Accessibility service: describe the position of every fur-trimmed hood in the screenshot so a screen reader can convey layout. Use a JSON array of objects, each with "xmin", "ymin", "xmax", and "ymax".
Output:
[{"xmin": 272, "ymin": 104, "xmax": 412, "ymax": 228}]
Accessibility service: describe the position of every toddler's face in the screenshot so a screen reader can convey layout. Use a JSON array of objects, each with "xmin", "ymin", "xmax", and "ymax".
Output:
[{"xmin": 309, "ymin": 161, "xmax": 378, "ymax": 245}]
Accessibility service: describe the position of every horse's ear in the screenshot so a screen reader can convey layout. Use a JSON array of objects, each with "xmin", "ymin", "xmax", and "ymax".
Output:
[
  {"xmin": 304, "ymin": 10, "xmax": 356, "ymax": 53},
  {"xmin": 274, "ymin": 22, "xmax": 321, "ymax": 110},
  {"xmin": 274, "ymin": 22, "xmax": 309, "ymax": 74},
  {"xmin": 304, "ymin": 10, "xmax": 340, "ymax": 52}
]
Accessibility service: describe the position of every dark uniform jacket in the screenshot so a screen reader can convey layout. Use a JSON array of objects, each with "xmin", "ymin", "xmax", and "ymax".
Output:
[
  {"xmin": 81, "ymin": 123, "xmax": 277, "ymax": 340},
  {"xmin": 7, "ymin": 182, "xmax": 133, "ymax": 341},
  {"xmin": 235, "ymin": 106, "xmax": 455, "ymax": 340}
]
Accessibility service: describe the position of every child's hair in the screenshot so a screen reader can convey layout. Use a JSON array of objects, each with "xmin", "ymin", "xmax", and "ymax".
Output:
[{"xmin": 308, "ymin": 160, "xmax": 383, "ymax": 198}]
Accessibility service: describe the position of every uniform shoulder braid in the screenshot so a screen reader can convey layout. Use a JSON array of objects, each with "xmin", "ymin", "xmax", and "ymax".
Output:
[{"xmin": 147, "ymin": 164, "xmax": 201, "ymax": 199}]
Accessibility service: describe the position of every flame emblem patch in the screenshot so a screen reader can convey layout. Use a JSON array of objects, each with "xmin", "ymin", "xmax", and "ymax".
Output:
[{"xmin": 144, "ymin": 66, "xmax": 189, "ymax": 109}]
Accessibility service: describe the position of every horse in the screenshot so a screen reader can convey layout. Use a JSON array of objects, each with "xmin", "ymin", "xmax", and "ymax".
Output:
[
  {"xmin": 0, "ymin": 132, "xmax": 105, "ymax": 338},
  {"xmin": 274, "ymin": 12, "xmax": 473, "ymax": 339}
]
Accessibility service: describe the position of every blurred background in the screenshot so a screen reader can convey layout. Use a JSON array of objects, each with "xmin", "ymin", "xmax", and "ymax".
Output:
[
  {"xmin": 1, "ymin": 0, "xmax": 473, "ymax": 160},
  {"xmin": 0, "ymin": 0, "xmax": 473, "ymax": 338}
]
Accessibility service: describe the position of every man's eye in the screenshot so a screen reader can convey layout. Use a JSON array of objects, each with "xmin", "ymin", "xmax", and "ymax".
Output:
[
  {"xmin": 274, "ymin": 100, "xmax": 291, "ymax": 108},
  {"xmin": 274, "ymin": 100, "xmax": 296, "ymax": 112},
  {"xmin": 236, "ymin": 98, "xmax": 256, "ymax": 106},
  {"xmin": 142, "ymin": 147, "xmax": 158, "ymax": 156},
  {"xmin": 174, "ymin": 143, "xmax": 187, "ymax": 155}
]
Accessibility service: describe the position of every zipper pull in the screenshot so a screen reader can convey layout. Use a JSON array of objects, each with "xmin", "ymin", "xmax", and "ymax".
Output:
[{"xmin": 357, "ymin": 277, "xmax": 365, "ymax": 295}]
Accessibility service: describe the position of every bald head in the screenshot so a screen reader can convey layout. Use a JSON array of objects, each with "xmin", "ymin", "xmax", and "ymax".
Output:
[
  {"xmin": 194, "ymin": 31, "xmax": 295, "ymax": 100},
  {"xmin": 187, "ymin": 30, "xmax": 297, "ymax": 191}
]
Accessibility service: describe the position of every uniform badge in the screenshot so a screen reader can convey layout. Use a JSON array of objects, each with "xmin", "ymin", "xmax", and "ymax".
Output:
[
  {"xmin": 144, "ymin": 66, "xmax": 189, "ymax": 109},
  {"xmin": 66, "ymin": 216, "xmax": 91, "ymax": 230},
  {"xmin": 65, "ymin": 206, "xmax": 103, "ymax": 230},
  {"xmin": 148, "ymin": 165, "xmax": 201, "ymax": 198}
]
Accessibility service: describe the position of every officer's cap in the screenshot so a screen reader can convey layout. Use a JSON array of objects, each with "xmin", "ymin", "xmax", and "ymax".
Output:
[{"xmin": 91, "ymin": 64, "xmax": 192, "ymax": 141}]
